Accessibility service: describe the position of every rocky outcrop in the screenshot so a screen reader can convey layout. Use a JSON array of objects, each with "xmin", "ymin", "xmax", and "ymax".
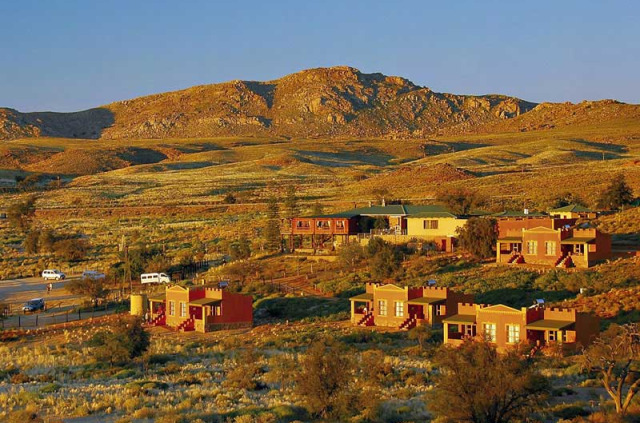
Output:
[{"xmin": 0, "ymin": 66, "xmax": 544, "ymax": 140}]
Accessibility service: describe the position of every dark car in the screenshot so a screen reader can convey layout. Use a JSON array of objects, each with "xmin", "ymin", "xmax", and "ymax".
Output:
[{"xmin": 22, "ymin": 298, "xmax": 45, "ymax": 313}]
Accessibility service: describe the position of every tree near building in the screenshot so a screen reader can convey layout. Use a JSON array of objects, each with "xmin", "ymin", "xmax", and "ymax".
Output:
[
  {"xmin": 457, "ymin": 217, "xmax": 497, "ymax": 259},
  {"xmin": 581, "ymin": 323, "xmax": 640, "ymax": 415},
  {"xmin": 264, "ymin": 197, "xmax": 282, "ymax": 251},
  {"xmin": 66, "ymin": 276, "xmax": 109, "ymax": 305},
  {"xmin": 283, "ymin": 185, "xmax": 300, "ymax": 220},
  {"xmin": 366, "ymin": 237, "xmax": 402, "ymax": 280},
  {"xmin": 598, "ymin": 173, "xmax": 634, "ymax": 210},
  {"xmin": 428, "ymin": 340, "xmax": 549, "ymax": 423},
  {"xmin": 7, "ymin": 196, "xmax": 36, "ymax": 232},
  {"xmin": 228, "ymin": 235, "xmax": 252, "ymax": 261},
  {"xmin": 437, "ymin": 188, "xmax": 485, "ymax": 215}
]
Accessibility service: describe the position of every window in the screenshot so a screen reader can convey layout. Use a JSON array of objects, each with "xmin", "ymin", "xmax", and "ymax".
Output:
[
  {"xmin": 483, "ymin": 323, "xmax": 497, "ymax": 342},
  {"xmin": 548, "ymin": 330, "xmax": 558, "ymax": 342},
  {"xmin": 423, "ymin": 220, "xmax": 439, "ymax": 229},
  {"xmin": 435, "ymin": 304, "xmax": 446, "ymax": 316},
  {"xmin": 506, "ymin": 324, "xmax": 520, "ymax": 343},
  {"xmin": 544, "ymin": 241, "xmax": 556, "ymax": 256},
  {"xmin": 394, "ymin": 301, "xmax": 404, "ymax": 317},
  {"xmin": 574, "ymin": 244, "xmax": 584, "ymax": 255},
  {"xmin": 463, "ymin": 324, "xmax": 475, "ymax": 337},
  {"xmin": 180, "ymin": 302, "xmax": 187, "ymax": 317},
  {"xmin": 336, "ymin": 220, "xmax": 345, "ymax": 229},
  {"xmin": 169, "ymin": 301, "xmax": 175, "ymax": 316},
  {"xmin": 378, "ymin": 300, "xmax": 387, "ymax": 316},
  {"xmin": 526, "ymin": 241, "xmax": 537, "ymax": 255}
]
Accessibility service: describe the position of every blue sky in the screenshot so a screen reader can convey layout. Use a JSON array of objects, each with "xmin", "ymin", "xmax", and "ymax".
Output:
[{"xmin": 1, "ymin": 0, "xmax": 638, "ymax": 111}]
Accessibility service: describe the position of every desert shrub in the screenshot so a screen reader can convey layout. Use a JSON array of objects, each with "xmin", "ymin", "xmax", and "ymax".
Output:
[
  {"xmin": 295, "ymin": 337, "xmax": 355, "ymax": 419},
  {"xmin": 40, "ymin": 382, "xmax": 62, "ymax": 393},
  {"xmin": 224, "ymin": 349, "xmax": 264, "ymax": 390},
  {"xmin": 428, "ymin": 340, "xmax": 550, "ymax": 423},
  {"xmin": 53, "ymin": 238, "xmax": 89, "ymax": 261},
  {"xmin": 87, "ymin": 315, "xmax": 150, "ymax": 366},
  {"xmin": 553, "ymin": 405, "xmax": 590, "ymax": 419},
  {"xmin": 7, "ymin": 196, "xmax": 36, "ymax": 232}
]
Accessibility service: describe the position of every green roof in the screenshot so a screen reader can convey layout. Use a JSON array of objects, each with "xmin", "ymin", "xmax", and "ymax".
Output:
[
  {"xmin": 349, "ymin": 293, "xmax": 373, "ymax": 301},
  {"xmin": 492, "ymin": 210, "xmax": 547, "ymax": 218},
  {"xmin": 442, "ymin": 314, "xmax": 477, "ymax": 324},
  {"xmin": 189, "ymin": 298, "xmax": 222, "ymax": 306},
  {"xmin": 526, "ymin": 319, "xmax": 574, "ymax": 330},
  {"xmin": 408, "ymin": 211, "xmax": 458, "ymax": 219},
  {"xmin": 406, "ymin": 297, "xmax": 446, "ymax": 305},
  {"xmin": 561, "ymin": 237, "xmax": 595, "ymax": 244},
  {"xmin": 311, "ymin": 204, "xmax": 458, "ymax": 219},
  {"xmin": 550, "ymin": 204, "xmax": 593, "ymax": 213}
]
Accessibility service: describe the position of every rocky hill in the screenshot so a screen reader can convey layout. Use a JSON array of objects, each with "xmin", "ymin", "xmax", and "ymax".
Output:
[
  {"xmin": 2, "ymin": 66, "xmax": 637, "ymax": 141},
  {"xmin": 0, "ymin": 66, "xmax": 538, "ymax": 140}
]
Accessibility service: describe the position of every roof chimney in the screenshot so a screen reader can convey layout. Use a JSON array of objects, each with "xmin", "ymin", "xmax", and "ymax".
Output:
[{"xmin": 524, "ymin": 208, "xmax": 529, "ymax": 215}]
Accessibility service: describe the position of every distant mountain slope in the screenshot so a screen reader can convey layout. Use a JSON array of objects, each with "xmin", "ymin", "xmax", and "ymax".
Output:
[{"xmin": 0, "ymin": 66, "xmax": 538, "ymax": 140}]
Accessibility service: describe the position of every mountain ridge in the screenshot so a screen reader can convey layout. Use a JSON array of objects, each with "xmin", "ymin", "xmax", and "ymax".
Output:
[{"xmin": 1, "ymin": 66, "xmax": 637, "ymax": 141}]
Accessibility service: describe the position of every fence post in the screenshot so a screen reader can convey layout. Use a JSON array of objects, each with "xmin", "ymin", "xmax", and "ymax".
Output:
[
  {"xmin": 78, "ymin": 310, "xmax": 81, "ymax": 321},
  {"xmin": 66, "ymin": 311, "xmax": 69, "ymax": 323},
  {"xmin": 36, "ymin": 315, "xmax": 38, "ymax": 327},
  {"xmin": 18, "ymin": 315, "xmax": 20, "ymax": 328}
]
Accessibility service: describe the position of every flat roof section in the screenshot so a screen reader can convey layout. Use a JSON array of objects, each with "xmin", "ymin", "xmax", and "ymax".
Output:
[
  {"xmin": 442, "ymin": 314, "xmax": 477, "ymax": 324},
  {"xmin": 526, "ymin": 319, "xmax": 574, "ymax": 330}
]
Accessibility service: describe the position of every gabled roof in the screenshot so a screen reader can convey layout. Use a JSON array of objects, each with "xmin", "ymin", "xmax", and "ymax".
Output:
[
  {"xmin": 375, "ymin": 283, "xmax": 405, "ymax": 291},
  {"xmin": 492, "ymin": 210, "xmax": 547, "ymax": 218},
  {"xmin": 524, "ymin": 226, "xmax": 560, "ymax": 233},
  {"xmin": 550, "ymin": 204, "xmax": 593, "ymax": 213},
  {"xmin": 480, "ymin": 304, "xmax": 522, "ymax": 313}
]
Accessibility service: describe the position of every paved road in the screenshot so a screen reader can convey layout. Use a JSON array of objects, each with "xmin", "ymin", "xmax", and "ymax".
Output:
[{"xmin": 0, "ymin": 275, "xmax": 122, "ymax": 330}]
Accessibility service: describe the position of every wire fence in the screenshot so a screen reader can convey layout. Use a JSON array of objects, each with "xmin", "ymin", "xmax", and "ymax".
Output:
[{"xmin": 0, "ymin": 301, "xmax": 128, "ymax": 330}]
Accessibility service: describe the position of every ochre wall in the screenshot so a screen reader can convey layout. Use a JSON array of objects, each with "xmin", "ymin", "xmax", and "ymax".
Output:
[{"xmin": 406, "ymin": 217, "xmax": 466, "ymax": 238}]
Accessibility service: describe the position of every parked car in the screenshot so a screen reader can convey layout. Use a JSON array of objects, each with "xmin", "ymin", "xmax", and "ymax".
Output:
[
  {"xmin": 22, "ymin": 298, "xmax": 45, "ymax": 313},
  {"xmin": 140, "ymin": 273, "xmax": 171, "ymax": 284},
  {"xmin": 82, "ymin": 270, "xmax": 106, "ymax": 280},
  {"xmin": 42, "ymin": 269, "xmax": 65, "ymax": 280}
]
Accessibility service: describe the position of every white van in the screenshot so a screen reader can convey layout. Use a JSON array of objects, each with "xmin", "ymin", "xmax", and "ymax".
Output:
[
  {"xmin": 82, "ymin": 270, "xmax": 106, "ymax": 280},
  {"xmin": 42, "ymin": 269, "xmax": 66, "ymax": 280},
  {"xmin": 140, "ymin": 273, "xmax": 171, "ymax": 284}
]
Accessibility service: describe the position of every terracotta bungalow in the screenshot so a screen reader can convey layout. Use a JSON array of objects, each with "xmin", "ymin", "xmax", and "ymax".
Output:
[
  {"xmin": 443, "ymin": 302, "xmax": 599, "ymax": 352},
  {"xmin": 349, "ymin": 282, "xmax": 473, "ymax": 330},
  {"xmin": 497, "ymin": 225, "xmax": 612, "ymax": 268},
  {"xmin": 148, "ymin": 285, "xmax": 253, "ymax": 332},
  {"xmin": 549, "ymin": 204, "xmax": 598, "ymax": 220}
]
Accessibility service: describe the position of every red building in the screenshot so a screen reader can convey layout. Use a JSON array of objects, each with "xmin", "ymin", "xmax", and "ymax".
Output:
[
  {"xmin": 349, "ymin": 282, "xmax": 473, "ymax": 329},
  {"xmin": 148, "ymin": 285, "xmax": 253, "ymax": 332},
  {"xmin": 494, "ymin": 212, "xmax": 611, "ymax": 268},
  {"xmin": 443, "ymin": 302, "xmax": 599, "ymax": 352}
]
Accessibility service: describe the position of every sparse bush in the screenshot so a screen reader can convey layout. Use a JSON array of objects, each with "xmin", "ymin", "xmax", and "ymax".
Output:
[{"xmin": 87, "ymin": 315, "xmax": 150, "ymax": 366}]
